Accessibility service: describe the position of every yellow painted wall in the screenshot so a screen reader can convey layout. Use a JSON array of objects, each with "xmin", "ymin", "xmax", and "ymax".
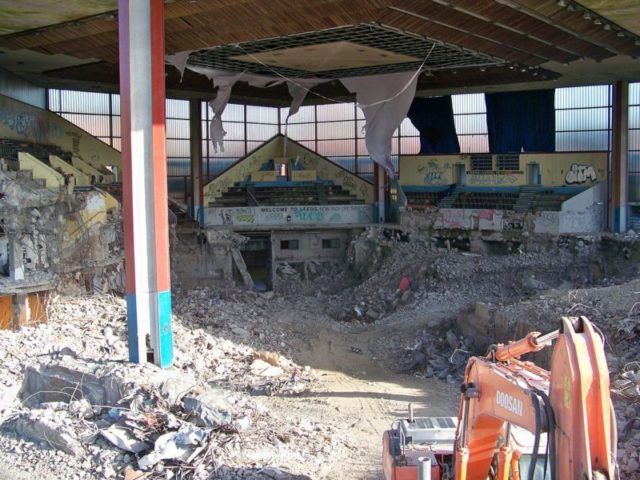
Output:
[
  {"xmin": 400, "ymin": 152, "xmax": 608, "ymax": 188},
  {"xmin": 286, "ymin": 140, "xmax": 374, "ymax": 203},
  {"xmin": 49, "ymin": 155, "xmax": 91, "ymax": 187},
  {"xmin": 18, "ymin": 152, "xmax": 65, "ymax": 189},
  {"xmin": 522, "ymin": 152, "xmax": 607, "ymax": 187},
  {"xmin": 62, "ymin": 191, "xmax": 117, "ymax": 247},
  {"xmin": 204, "ymin": 136, "xmax": 283, "ymax": 204},
  {"xmin": 71, "ymin": 156, "xmax": 114, "ymax": 184},
  {"xmin": 291, "ymin": 170, "xmax": 317, "ymax": 181},
  {"xmin": 0, "ymin": 94, "xmax": 120, "ymax": 170},
  {"xmin": 400, "ymin": 155, "xmax": 465, "ymax": 186},
  {"xmin": 203, "ymin": 135, "xmax": 374, "ymax": 204},
  {"xmin": 251, "ymin": 171, "xmax": 277, "ymax": 182},
  {"xmin": 466, "ymin": 170, "xmax": 526, "ymax": 187}
]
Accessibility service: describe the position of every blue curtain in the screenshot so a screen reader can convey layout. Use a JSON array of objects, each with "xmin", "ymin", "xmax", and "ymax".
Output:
[
  {"xmin": 485, "ymin": 89, "xmax": 555, "ymax": 154},
  {"xmin": 407, "ymin": 96, "xmax": 460, "ymax": 154}
]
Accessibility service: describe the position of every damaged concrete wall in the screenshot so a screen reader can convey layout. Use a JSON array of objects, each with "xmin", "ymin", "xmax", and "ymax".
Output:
[
  {"xmin": 400, "ymin": 183, "xmax": 605, "ymax": 243},
  {"xmin": 171, "ymin": 229, "xmax": 235, "ymax": 289},
  {"xmin": 0, "ymin": 168, "xmax": 123, "ymax": 308}
]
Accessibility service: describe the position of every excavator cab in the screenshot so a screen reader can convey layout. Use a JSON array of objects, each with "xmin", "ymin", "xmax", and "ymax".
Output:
[{"xmin": 383, "ymin": 316, "xmax": 617, "ymax": 480}]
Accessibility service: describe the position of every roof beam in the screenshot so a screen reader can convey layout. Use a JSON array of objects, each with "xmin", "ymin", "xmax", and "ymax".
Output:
[
  {"xmin": 385, "ymin": 0, "xmax": 576, "ymax": 64},
  {"xmin": 381, "ymin": 7, "xmax": 547, "ymax": 66},
  {"xmin": 508, "ymin": 0, "xmax": 640, "ymax": 58},
  {"xmin": 442, "ymin": 0, "xmax": 614, "ymax": 62}
]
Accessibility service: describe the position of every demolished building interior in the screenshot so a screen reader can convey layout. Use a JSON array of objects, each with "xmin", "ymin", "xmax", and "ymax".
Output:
[{"xmin": 0, "ymin": 0, "xmax": 639, "ymax": 479}]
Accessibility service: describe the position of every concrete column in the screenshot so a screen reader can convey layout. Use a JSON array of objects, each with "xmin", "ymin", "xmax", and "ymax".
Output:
[
  {"xmin": 374, "ymin": 164, "xmax": 386, "ymax": 223},
  {"xmin": 8, "ymin": 238, "xmax": 24, "ymax": 281},
  {"xmin": 611, "ymin": 81, "xmax": 629, "ymax": 233},
  {"xmin": 118, "ymin": 0, "xmax": 173, "ymax": 367},
  {"xmin": 11, "ymin": 293, "xmax": 29, "ymax": 329},
  {"xmin": 189, "ymin": 99, "xmax": 204, "ymax": 224}
]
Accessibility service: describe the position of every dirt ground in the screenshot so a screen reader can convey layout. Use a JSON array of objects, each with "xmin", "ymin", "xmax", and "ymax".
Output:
[{"xmin": 261, "ymin": 306, "xmax": 459, "ymax": 479}]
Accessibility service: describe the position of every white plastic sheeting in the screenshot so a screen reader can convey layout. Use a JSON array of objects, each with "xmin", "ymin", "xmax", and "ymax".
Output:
[
  {"xmin": 165, "ymin": 51, "xmax": 419, "ymax": 163},
  {"xmin": 341, "ymin": 71, "xmax": 419, "ymax": 178},
  {"xmin": 192, "ymin": 68, "xmax": 329, "ymax": 153},
  {"xmin": 165, "ymin": 51, "xmax": 193, "ymax": 82}
]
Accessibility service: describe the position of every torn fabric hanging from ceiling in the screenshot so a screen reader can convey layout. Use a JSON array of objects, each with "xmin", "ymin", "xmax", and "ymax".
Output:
[
  {"xmin": 341, "ymin": 70, "xmax": 419, "ymax": 178},
  {"xmin": 186, "ymin": 64, "xmax": 328, "ymax": 153},
  {"xmin": 165, "ymin": 51, "xmax": 193, "ymax": 82}
]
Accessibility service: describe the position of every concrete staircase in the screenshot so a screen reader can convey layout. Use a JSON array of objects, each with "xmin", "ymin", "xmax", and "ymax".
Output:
[
  {"xmin": 438, "ymin": 186, "xmax": 459, "ymax": 208},
  {"xmin": 15, "ymin": 168, "xmax": 48, "ymax": 189},
  {"xmin": 514, "ymin": 185, "xmax": 539, "ymax": 213}
]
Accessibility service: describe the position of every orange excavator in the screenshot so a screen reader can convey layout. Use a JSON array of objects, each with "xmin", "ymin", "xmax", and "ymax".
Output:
[{"xmin": 382, "ymin": 316, "xmax": 617, "ymax": 479}]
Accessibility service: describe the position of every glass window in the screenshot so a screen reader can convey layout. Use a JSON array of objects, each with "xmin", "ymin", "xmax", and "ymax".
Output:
[
  {"xmin": 556, "ymin": 85, "xmax": 610, "ymax": 109},
  {"xmin": 247, "ymin": 105, "xmax": 278, "ymax": 124}
]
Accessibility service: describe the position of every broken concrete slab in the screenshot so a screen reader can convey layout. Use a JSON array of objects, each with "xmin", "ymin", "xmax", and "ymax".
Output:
[
  {"xmin": 13, "ymin": 415, "xmax": 84, "ymax": 456},
  {"xmin": 182, "ymin": 396, "xmax": 232, "ymax": 428},
  {"xmin": 158, "ymin": 373, "xmax": 197, "ymax": 406},
  {"xmin": 20, "ymin": 365, "xmax": 124, "ymax": 408}
]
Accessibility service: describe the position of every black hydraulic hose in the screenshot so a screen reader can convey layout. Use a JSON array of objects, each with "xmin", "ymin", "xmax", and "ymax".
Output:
[
  {"xmin": 528, "ymin": 391, "xmax": 542, "ymax": 480},
  {"xmin": 535, "ymin": 389, "xmax": 557, "ymax": 480}
]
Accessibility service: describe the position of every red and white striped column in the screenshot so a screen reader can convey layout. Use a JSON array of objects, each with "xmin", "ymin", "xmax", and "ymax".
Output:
[{"xmin": 118, "ymin": 0, "xmax": 173, "ymax": 367}]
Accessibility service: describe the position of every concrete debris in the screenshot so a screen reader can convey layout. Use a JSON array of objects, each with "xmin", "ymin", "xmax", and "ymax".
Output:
[
  {"xmin": 13, "ymin": 414, "xmax": 84, "ymax": 456},
  {"xmin": 0, "ymin": 169, "xmax": 123, "ymax": 298},
  {"xmin": 182, "ymin": 396, "xmax": 232, "ymax": 428},
  {"xmin": 1, "ymin": 224, "xmax": 640, "ymax": 478},
  {"xmin": 0, "ymin": 293, "xmax": 329, "ymax": 479},
  {"xmin": 159, "ymin": 374, "xmax": 196, "ymax": 405}
]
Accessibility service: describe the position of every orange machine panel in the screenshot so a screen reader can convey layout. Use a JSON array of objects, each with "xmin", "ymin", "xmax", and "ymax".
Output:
[{"xmin": 382, "ymin": 431, "xmax": 442, "ymax": 480}]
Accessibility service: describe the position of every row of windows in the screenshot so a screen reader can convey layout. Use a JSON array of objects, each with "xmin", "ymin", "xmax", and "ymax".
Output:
[
  {"xmin": 280, "ymin": 238, "xmax": 340, "ymax": 250},
  {"xmin": 48, "ymin": 85, "xmax": 638, "ymax": 191}
]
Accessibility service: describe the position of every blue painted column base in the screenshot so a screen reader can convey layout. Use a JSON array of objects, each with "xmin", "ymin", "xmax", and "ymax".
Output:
[
  {"xmin": 614, "ymin": 206, "xmax": 630, "ymax": 233},
  {"xmin": 126, "ymin": 291, "xmax": 173, "ymax": 368},
  {"xmin": 157, "ymin": 290, "xmax": 173, "ymax": 368},
  {"xmin": 198, "ymin": 204, "xmax": 205, "ymax": 225}
]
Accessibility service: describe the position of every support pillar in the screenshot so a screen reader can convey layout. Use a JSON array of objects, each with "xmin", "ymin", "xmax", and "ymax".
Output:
[
  {"xmin": 611, "ymin": 81, "xmax": 629, "ymax": 233},
  {"xmin": 189, "ymin": 99, "xmax": 204, "ymax": 224},
  {"xmin": 11, "ymin": 293, "xmax": 29, "ymax": 329},
  {"xmin": 8, "ymin": 238, "xmax": 24, "ymax": 281},
  {"xmin": 374, "ymin": 164, "xmax": 386, "ymax": 223},
  {"xmin": 118, "ymin": 0, "xmax": 173, "ymax": 367}
]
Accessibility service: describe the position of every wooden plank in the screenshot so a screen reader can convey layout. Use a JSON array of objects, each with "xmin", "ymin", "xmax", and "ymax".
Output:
[
  {"xmin": 380, "ymin": 10, "xmax": 544, "ymax": 65},
  {"xmin": 0, "ymin": 295, "xmax": 11, "ymax": 330},
  {"xmin": 231, "ymin": 248, "xmax": 255, "ymax": 290},
  {"xmin": 449, "ymin": 0, "xmax": 614, "ymax": 61}
]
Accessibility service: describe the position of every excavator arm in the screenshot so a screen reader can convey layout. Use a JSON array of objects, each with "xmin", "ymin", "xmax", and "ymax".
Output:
[{"xmin": 454, "ymin": 316, "xmax": 616, "ymax": 480}]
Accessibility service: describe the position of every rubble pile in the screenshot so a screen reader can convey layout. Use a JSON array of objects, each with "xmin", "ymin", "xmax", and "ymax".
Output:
[
  {"xmin": 0, "ymin": 169, "xmax": 123, "ymax": 295},
  {"xmin": 0, "ymin": 294, "xmax": 341, "ymax": 479},
  {"xmin": 332, "ymin": 227, "xmax": 599, "ymax": 323}
]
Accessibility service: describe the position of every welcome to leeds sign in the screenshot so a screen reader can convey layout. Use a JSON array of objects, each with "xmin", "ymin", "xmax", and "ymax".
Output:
[{"xmin": 204, "ymin": 204, "xmax": 373, "ymax": 227}]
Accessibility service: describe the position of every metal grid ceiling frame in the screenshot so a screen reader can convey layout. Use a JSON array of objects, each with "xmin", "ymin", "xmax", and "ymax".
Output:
[{"xmin": 188, "ymin": 24, "xmax": 503, "ymax": 79}]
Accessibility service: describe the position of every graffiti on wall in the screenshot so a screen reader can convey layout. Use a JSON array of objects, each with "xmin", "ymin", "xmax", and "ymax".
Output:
[
  {"xmin": 205, "ymin": 204, "xmax": 373, "ymax": 226},
  {"xmin": 418, "ymin": 159, "xmax": 449, "ymax": 185},
  {"xmin": 565, "ymin": 164, "xmax": 597, "ymax": 184},
  {"xmin": 0, "ymin": 107, "xmax": 64, "ymax": 142},
  {"xmin": 466, "ymin": 172, "xmax": 519, "ymax": 186}
]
